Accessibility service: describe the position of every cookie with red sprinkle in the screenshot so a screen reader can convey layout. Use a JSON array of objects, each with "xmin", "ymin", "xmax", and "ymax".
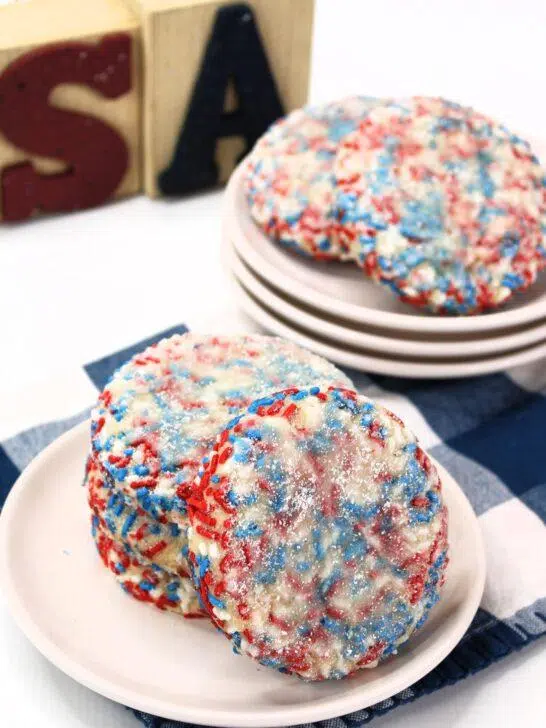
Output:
[
  {"xmin": 334, "ymin": 96, "xmax": 546, "ymax": 314},
  {"xmin": 188, "ymin": 386, "xmax": 448, "ymax": 680},
  {"xmin": 91, "ymin": 515, "xmax": 204, "ymax": 617},
  {"xmin": 86, "ymin": 454, "xmax": 191, "ymax": 577},
  {"xmin": 244, "ymin": 97, "xmax": 380, "ymax": 260},
  {"xmin": 90, "ymin": 334, "xmax": 352, "ymax": 527}
]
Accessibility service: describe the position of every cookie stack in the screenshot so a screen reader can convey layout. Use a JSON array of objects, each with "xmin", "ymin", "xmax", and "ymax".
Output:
[
  {"xmin": 86, "ymin": 333, "xmax": 448, "ymax": 680},
  {"xmin": 244, "ymin": 96, "xmax": 546, "ymax": 315},
  {"xmin": 86, "ymin": 334, "xmax": 351, "ymax": 617}
]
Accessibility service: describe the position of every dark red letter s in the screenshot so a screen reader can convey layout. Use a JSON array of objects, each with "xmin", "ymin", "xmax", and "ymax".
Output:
[{"xmin": 0, "ymin": 34, "xmax": 132, "ymax": 222}]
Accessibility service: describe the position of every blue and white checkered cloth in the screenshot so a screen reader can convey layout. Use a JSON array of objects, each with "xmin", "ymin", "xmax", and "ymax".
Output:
[{"xmin": 1, "ymin": 323, "xmax": 544, "ymax": 727}]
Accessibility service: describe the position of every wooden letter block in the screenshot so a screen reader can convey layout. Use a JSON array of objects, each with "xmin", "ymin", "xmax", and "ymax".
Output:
[
  {"xmin": 0, "ymin": 0, "xmax": 141, "ymax": 222},
  {"xmin": 126, "ymin": 0, "xmax": 314, "ymax": 197}
]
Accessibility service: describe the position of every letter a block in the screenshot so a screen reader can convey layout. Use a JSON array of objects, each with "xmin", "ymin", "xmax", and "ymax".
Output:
[
  {"xmin": 126, "ymin": 0, "xmax": 314, "ymax": 197},
  {"xmin": 0, "ymin": 0, "xmax": 141, "ymax": 222}
]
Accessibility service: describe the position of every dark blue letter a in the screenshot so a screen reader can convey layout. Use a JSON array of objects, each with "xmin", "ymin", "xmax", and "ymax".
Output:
[{"xmin": 158, "ymin": 3, "xmax": 285, "ymax": 196}]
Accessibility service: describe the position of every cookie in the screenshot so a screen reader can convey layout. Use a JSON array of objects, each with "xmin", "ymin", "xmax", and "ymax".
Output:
[
  {"xmin": 334, "ymin": 97, "xmax": 546, "ymax": 313},
  {"xmin": 244, "ymin": 97, "xmax": 380, "ymax": 260},
  {"xmin": 90, "ymin": 334, "xmax": 352, "ymax": 525},
  {"xmin": 188, "ymin": 386, "xmax": 448, "ymax": 680},
  {"xmin": 86, "ymin": 455, "xmax": 191, "ymax": 577},
  {"xmin": 91, "ymin": 515, "xmax": 204, "ymax": 617}
]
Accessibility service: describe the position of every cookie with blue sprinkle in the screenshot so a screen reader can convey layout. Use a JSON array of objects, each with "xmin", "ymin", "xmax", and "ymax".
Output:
[
  {"xmin": 86, "ymin": 454, "xmax": 192, "ymax": 578},
  {"xmin": 244, "ymin": 97, "xmax": 380, "ymax": 260},
  {"xmin": 334, "ymin": 96, "xmax": 546, "ymax": 314},
  {"xmin": 90, "ymin": 334, "xmax": 352, "ymax": 530},
  {"xmin": 188, "ymin": 385, "xmax": 448, "ymax": 681},
  {"xmin": 91, "ymin": 514, "xmax": 204, "ymax": 617}
]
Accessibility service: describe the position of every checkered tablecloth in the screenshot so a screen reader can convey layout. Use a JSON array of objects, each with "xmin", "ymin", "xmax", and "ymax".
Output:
[{"xmin": 1, "ymin": 323, "xmax": 544, "ymax": 727}]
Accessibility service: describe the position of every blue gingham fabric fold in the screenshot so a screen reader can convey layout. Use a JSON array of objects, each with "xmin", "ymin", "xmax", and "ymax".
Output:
[{"xmin": 1, "ymin": 323, "xmax": 544, "ymax": 727}]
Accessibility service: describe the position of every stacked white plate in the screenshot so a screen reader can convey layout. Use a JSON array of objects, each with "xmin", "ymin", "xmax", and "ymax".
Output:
[{"xmin": 223, "ymin": 162, "xmax": 546, "ymax": 379}]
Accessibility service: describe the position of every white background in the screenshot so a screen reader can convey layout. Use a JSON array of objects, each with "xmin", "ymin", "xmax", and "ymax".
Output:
[{"xmin": 0, "ymin": 0, "xmax": 545, "ymax": 726}]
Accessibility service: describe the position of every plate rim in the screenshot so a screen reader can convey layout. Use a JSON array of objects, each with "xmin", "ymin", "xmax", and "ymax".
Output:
[
  {"xmin": 232, "ymin": 275, "xmax": 546, "ymax": 378},
  {"xmin": 226, "ymin": 240, "xmax": 546, "ymax": 359},
  {"xmin": 226, "ymin": 162, "xmax": 546, "ymax": 335},
  {"xmin": 0, "ymin": 420, "xmax": 486, "ymax": 727}
]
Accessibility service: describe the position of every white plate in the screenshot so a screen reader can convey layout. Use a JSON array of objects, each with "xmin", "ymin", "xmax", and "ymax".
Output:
[
  {"xmin": 0, "ymin": 421, "xmax": 485, "ymax": 728},
  {"xmin": 232, "ymin": 276, "xmax": 546, "ymax": 378},
  {"xmin": 226, "ymin": 240, "xmax": 546, "ymax": 359},
  {"xmin": 225, "ymin": 162, "xmax": 546, "ymax": 335}
]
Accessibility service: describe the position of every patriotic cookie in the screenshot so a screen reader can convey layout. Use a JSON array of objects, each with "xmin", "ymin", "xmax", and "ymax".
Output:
[
  {"xmin": 334, "ymin": 97, "xmax": 546, "ymax": 314},
  {"xmin": 92, "ymin": 516, "xmax": 204, "ymax": 617},
  {"xmin": 86, "ymin": 455, "xmax": 191, "ymax": 577},
  {"xmin": 188, "ymin": 386, "xmax": 448, "ymax": 680},
  {"xmin": 90, "ymin": 335, "xmax": 352, "ymax": 525},
  {"xmin": 245, "ymin": 97, "xmax": 380, "ymax": 260}
]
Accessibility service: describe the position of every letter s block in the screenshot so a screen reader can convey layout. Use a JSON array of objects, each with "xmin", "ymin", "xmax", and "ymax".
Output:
[
  {"xmin": 0, "ymin": 0, "xmax": 141, "ymax": 222},
  {"xmin": 126, "ymin": 0, "xmax": 314, "ymax": 198}
]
